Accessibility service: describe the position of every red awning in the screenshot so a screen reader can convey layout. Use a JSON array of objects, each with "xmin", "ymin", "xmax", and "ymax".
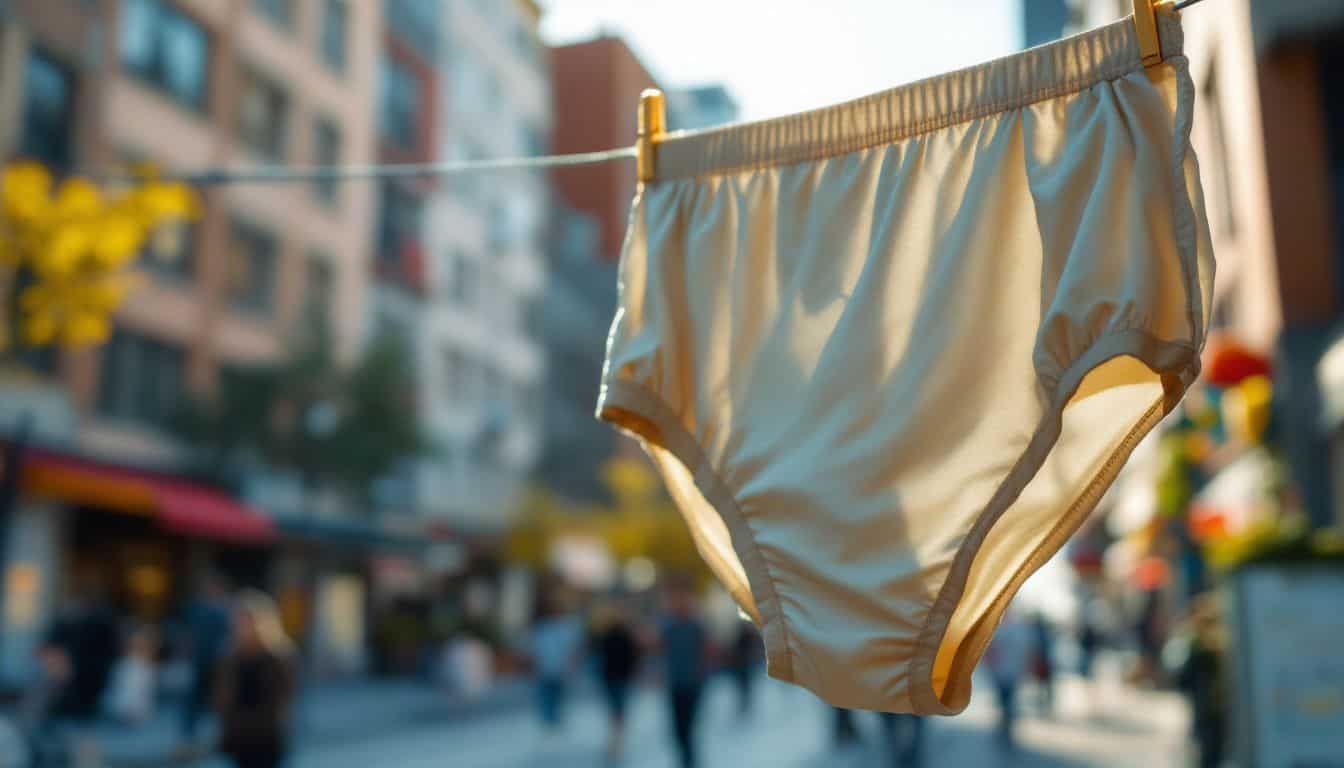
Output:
[
  {"xmin": 18, "ymin": 446, "xmax": 275, "ymax": 544},
  {"xmin": 154, "ymin": 482, "xmax": 275, "ymax": 544}
]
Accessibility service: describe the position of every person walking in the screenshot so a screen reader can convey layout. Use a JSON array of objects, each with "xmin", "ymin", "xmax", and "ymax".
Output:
[
  {"xmin": 179, "ymin": 573, "xmax": 233, "ymax": 745},
  {"xmin": 103, "ymin": 624, "xmax": 159, "ymax": 725},
  {"xmin": 986, "ymin": 609, "xmax": 1034, "ymax": 751},
  {"xmin": 879, "ymin": 712, "xmax": 925, "ymax": 768},
  {"xmin": 1031, "ymin": 612, "xmax": 1056, "ymax": 715},
  {"xmin": 592, "ymin": 599, "xmax": 642, "ymax": 763},
  {"xmin": 726, "ymin": 621, "xmax": 761, "ymax": 718},
  {"xmin": 214, "ymin": 591, "xmax": 295, "ymax": 768},
  {"xmin": 659, "ymin": 577, "xmax": 708, "ymax": 768},
  {"xmin": 1174, "ymin": 596, "xmax": 1227, "ymax": 768},
  {"xmin": 528, "ymin": 591, "xmax": 585, "ymax": 733}
]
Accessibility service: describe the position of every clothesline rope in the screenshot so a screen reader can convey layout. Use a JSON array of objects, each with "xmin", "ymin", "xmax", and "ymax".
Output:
[
  {"xmin": 104, "ymin": 146, "xmax": 638, "ymax": 186},
  {"xmin": 101, "ymin": 0, "xmax": 1212, "ymax": 188}
]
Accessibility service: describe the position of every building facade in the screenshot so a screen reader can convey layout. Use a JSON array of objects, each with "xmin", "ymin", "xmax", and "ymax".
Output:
[
  {"xmin": 0, "ymin": 0, "xmax": 383, "ymax": 679},
  {"xmin": 666, "ymin": 84, "xmax": 739, "ymax": 132},
  {"xmin": 550, "ymin": 36, "xmax": 659, "ymax": 264},
  {"xmin": 371, "ymin": 0, "xmax": 549, "ymax": 534}
]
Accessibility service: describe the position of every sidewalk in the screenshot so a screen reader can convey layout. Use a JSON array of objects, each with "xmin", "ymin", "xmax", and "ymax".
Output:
[{"xmin": 74, "ymin": 676, "xmax": 530, "ymax": 767}]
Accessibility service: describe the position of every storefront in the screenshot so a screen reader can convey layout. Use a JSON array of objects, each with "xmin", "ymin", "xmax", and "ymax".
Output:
[{"xmin": 0, "ymin": 441, "xmax": 277, "ymax": 685}]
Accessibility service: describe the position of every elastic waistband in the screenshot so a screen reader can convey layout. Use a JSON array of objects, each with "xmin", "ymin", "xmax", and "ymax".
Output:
[{"xmin": 655, "ymin": 9, "xmax": 1184, "ymax": 180}]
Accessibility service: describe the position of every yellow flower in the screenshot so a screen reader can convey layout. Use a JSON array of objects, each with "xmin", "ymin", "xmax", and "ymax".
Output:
[
  {"xmin": 53, "ymin": 178, "xmax": 102, "ymax": 220},
  {"xmin": 92, "ymin": 213, "xmax": 147, "ymax": 267},
  {"xmin": 2, "ymin": 162, "xmax": 197, "ymax": 350},
  {"xmin": 1, "ymin": 163, "xmax": 52, "ymax": 224},
  {"xmin": 135, "ymin": 182, "xmax": 198, "ymax": 221}
]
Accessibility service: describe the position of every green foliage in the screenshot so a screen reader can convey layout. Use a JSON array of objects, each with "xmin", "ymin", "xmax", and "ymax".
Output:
[{"xmin": 173, "ymin": 318, "xmax": 424, "ymax": 504}]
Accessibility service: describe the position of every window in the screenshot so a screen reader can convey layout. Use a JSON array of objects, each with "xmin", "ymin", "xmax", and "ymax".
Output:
[
  {"xmin": 488, "ymin": 202, "xmax": 510, "ymax": 248},
  {"xmin": 97, "ymin": 330, "xmax": 187, "ymax": 429},
  {"xmin": 524, "ymin": 299, "xmax": 543, "ymax": 339},
  {"xmin": 443, "ymin": 347, "xmax": 473, "ymax": 401},
  {"xmin": 305, "ymin": 254, "xmax": 334, "ymax": 326},
  {"xmin": 320, "ymin": 0, "xmax": 348, "ymax": 73},
  {"xmin": 379, "ymin": 55, "xmax": 420, "ymax": 148},
  {"xmin": 120, "ymin": 0, "xmax": 210, "ymax": 112},
  {"xmin": 253, "ymin": 0, "xmax": 294, "ymax": 30},
  {"xmin": 230, "ymin": 220, "xmax": 278, "ymax": 314},
  {"xmin": 141, "ymin": 221, "xmax": 197, "ymax": 282},
  {"xmin": 312, "ymin": 118, "xmax": 342, "ymax": 206},
  {"xmin": 238, "ymin": 68, "xmax": 289, "ymax": 162},
  {"xmin": 377, "ymin": 182, "xmax": 422, "ymax": 267},
  {"xmin": 449, "ymin": 251, "xmax": 478, "ymax": 306},
  {"xmin": 20, "ymin": 51, "xmax": 75, "ymax": 171},
  {"xmin": 386, "ymin": 0, "xmax": 440, "ymax": 60}
]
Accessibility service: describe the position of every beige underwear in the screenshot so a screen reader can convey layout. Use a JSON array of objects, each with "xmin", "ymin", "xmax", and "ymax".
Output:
[{"xmin": 598, "ymin": 7, "xmax": 1212, "ymax": 715}]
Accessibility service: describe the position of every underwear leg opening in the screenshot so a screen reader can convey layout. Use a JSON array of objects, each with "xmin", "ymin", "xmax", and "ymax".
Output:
[
  {"xmin": 927, "ymin": 353, "xmax": 1177, "ymax": 712},
  {"xmin": 598, "ymin": 399, "xmax": 773, "ymax": 637}
]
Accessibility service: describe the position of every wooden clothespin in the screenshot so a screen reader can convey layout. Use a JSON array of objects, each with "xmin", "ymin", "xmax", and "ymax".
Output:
[
  {"xmin": 637, "ymin": 89, "xmax": 666, "ymax": 183},
  {"xmin": 1134, "ymin": 0, "xmax": 1164, "ymax": 67}
]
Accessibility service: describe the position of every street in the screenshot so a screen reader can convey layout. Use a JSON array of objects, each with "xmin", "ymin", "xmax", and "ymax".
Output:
[{"xmin": 282, "ymin": 658, "xmax": 1189, "ymax": 768}]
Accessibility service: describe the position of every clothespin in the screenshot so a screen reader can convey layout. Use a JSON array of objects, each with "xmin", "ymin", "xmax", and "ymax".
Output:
[
  {"xmin": 637, "ymin": 89, "xmax": 666, "ymax": 183},
  {"xmin": 1134, "ymin": 0, "xmax": 1164, "ymax": 67}
]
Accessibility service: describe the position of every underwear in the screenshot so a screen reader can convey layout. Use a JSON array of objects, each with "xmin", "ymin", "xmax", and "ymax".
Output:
[{"xmin": 597, "ymin": 6, "xmax": 1212, "ymax": 715}]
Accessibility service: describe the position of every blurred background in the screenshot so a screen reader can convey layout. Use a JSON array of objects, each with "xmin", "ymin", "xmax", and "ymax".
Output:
[{"xmin": 0, "ymin": 0, "xmax": 1341, "ymax": 766}]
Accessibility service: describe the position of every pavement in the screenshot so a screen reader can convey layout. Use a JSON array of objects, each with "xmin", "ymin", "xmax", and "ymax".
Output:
[
  {"xmin": 52, "ymin": 676, "xmax": 531, "ymax": 767},
  {"xmin": 54, "ymin": 653, "xmax": 1190, "ymax": 768},
  {"xmin": 287, "ymin": 655, "xmax": 1192, "ymax": 768}
]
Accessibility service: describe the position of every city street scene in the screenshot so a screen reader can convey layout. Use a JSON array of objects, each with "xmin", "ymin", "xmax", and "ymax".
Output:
[{"xmin": 0, "ymin": 0, "xmax": 1342, "ymax": 766}]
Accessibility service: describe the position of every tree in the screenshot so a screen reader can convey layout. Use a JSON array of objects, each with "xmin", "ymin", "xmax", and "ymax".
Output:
[
  {"xmin": 174, "ymin": 320, "xmax": 425, "ymax": 506},
  {"xmin": 0, "ymin": 162, "xmax": 196, "ymax": 356}
]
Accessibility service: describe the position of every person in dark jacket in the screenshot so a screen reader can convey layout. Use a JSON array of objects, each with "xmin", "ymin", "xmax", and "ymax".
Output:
[
  {"xmin": 592, "ymin": 599, "xmax": 642, "ymax": 763},
  {"xmin": 1175, "ymin": 596, "xmax": 1227, "ymax": 768},
  {"xmin": 659, "ymin": 577, "xmax": 708, "ymax": 768},
  {"xmin": 214, "ymin": 591, "xmax": 295, "ymax": 768},
  {"xmin": 726, "ymin": 621, "xmax": 761, "ymax": 718},
  {"xmin": 179, "ymin": 572, "xmax": 232, "ymax": 743}
]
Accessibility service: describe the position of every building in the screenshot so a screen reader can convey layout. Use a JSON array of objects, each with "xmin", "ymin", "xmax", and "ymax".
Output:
[
  {"xmin": 550, "ymin": 36, "xmax": 660, "ymax": 264},
  {"xmin": 1022, "ymin": 0, "xmax": 1072, "ymax": 48},
  {"xmin": 667, "ymin": 84, "xmax": 739, "ymax": 132},
  {"xmin": 0, "ymin": 0, "xmax": 383, "ymax": 679},
  {"xmin": 371, "ymin": 0, "xmax": 549, "ymax": 534},
  {"xmin": 534, "ymin": 200, "xmax": 617, "ymax": 504}
]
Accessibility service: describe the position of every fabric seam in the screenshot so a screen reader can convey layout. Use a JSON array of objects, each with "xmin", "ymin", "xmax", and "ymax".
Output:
[
  {"xmin": 595, "ymin": 379, "xmax": 801, "ymax": 684},
  {"xmin": 909, "ymin": 328, "xmax": 1196, "ymax": 715}
]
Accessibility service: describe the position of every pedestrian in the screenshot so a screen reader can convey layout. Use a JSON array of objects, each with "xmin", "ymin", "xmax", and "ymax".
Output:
[
  {"xmin": 726, "ymin": 620, "xmax": 761, "ymax": 718},
  {"xmin": 985, "ymin": 608, "xmax": 1034, "ymax": 751},
  {"xmin": 1031, "ymin": 612, "xmax": 1056, "ymax": 715},
  {"xmin": 1173, "ymin": 595, "xmax": 1227, "ymax": 768},
  {"xmin": 528, "ymin": 590, "xmax": 585, "ymax": 732},
  {"xmin": 103, "ymin": 624, "xmax": 159, "ymax": 725},
  {"xmin": 178, "ymin": 572, "xmax": 233, "ymax": 745},
  {"xmin": 831, "ymin": 708, "xmax": 860, "ymax": 749},
  {"xmin": 879, "ymin": 712, "xmax": 925, "ymax": 768},
  {"xmin": 29, "ymin": 582, "xmax": 120, "ymax": 763},
  {"xmin": 1078, "ymin": 611, "xmax": 1101, "ymax": 680},
  {"xmin": 214, "ymin": 591, "xmax": 296, "ymax": 768},
  {"xmin": 39, "ymin": 584, "xmax": 120, "ymax": 722},
  {"xmin": 592, "ymin": 599, "xmax": 642, "ymax": 763},
  {"xmin": 659, "ymin": 577, "xmax": 708, "ymax": 768}
]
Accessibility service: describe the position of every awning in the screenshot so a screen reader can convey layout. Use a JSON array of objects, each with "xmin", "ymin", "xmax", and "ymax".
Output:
[
  {"xmin": 155, "ymin": 482, "xmax": 275, "ymax": 543},
  {"xmin": 14, "ymin": 445, "xmax": 276, "ymax": 544}
]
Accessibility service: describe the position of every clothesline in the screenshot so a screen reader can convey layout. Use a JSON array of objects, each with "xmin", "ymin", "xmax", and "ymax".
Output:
[
  {"xmin": 104, "ymin": 146, "xmax": 638, "ymax": 187},
  {"xmin": 102, "ymin": 0, "xmax": 1212, "ymax": 188}
]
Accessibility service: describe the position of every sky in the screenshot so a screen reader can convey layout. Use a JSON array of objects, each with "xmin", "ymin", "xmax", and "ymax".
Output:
[{"xmin": 540, "ymin": 1, "xmax": 1026, "ymax": 122}]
